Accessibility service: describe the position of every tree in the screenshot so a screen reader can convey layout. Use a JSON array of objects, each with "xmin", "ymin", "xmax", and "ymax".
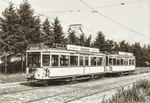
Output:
[
  {"xmin": 119, "ymin": 40, "xmax": 131, "ymax": 52},
  {"xmin": 113, "ymin": 41, "xmax": 120, "ymax": 52},
  {"xmin": 93, "ymin": 31, "xmax": 106, "ymax": 51},
  {"xmin": 84, "ymin": 35, "xmax": 92, "ymax": 47},
  {"xmin": 17, "ymin": 0, "xmax": 41, "ymax": 44},
  {"xmin": 119, "ymin": 40, "xmax": 126, "ymax": 51},
  {"xmin": 105, "ymin": 39, "xmax": 115, "ymax": 52},
  {"xmin": 17, "ymin": 0, "xmax": 42, "ymax": 71},
  {"xmin": 78, "ymin": 33, "xmax": 86, "ymax": 46},
  {"xmin": 67, "ymin": 31, "xmax": 78, "ymax": 45},
  {"xmin": 0, "ymin": 3, "xmax": 19, "ymax": 73},
  {"xmin": 51, "ymin": 17, "xmax": 65, "ymax": 44},
  {"xmin": 132, "ymin": 42, "xmax": 142, "ymax": 66},
  {"xmin": 42, "ymin": 18, "xmax": 53, "ymax": 44}
]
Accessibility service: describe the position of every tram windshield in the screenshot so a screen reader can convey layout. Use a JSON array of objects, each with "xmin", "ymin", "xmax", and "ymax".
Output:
[{"xmin": 27, "ymin": 52, "xmax": 41, "ymax": 67}]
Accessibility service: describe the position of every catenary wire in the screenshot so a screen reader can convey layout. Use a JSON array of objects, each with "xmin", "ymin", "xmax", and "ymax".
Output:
[{"xmin": 80, "ymin": 0, "xmax": 150, "ymax": 40}]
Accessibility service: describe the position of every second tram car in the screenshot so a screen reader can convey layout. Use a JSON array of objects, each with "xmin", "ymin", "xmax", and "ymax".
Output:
[
  {"xmin": 26, "ymin": 44, "xmax": 135, "ymax": 81},
  {"xmin": 105, "ymin": 52, "xmax": 135, "ymax": 75}
]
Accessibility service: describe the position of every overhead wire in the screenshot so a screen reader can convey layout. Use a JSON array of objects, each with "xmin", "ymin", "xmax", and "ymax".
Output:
[
  {"xmin": 1, "ymin": 0, "xmax": 139, "ymax": 42},
  {"xmin": 80, "ymin": 0, "xmax": 150, "ymax": 40},
  {"xmin": 37, "ymin": 0, "xmax": 141, "ymax": 14}
]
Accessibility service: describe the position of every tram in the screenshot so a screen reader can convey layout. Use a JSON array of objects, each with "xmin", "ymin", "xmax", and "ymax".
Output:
[
  {"xmin": 105, "ymin": 52, "xmax": 135, "ymax": 75},
  {"xmin": 26, "ymin": 43, "xmax": 135, "ymax": 81},
  {"xmin": 26, "ymin": 44, "xmax": 106, "ymax": 80}
]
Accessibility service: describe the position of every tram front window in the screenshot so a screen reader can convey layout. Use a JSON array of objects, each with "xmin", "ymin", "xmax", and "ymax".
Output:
[{"xmin": 27, "ymin": 52, "xmax": 41, "ymax": 67}]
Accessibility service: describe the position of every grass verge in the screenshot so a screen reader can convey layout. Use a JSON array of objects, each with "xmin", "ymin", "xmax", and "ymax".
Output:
[
  {"xmin": 102, "ymin": 79, "xmax": 150, "ymax": 103},
  {"xmin": 135, "ymin": 67, "xmax": 150, "ymax": 74},
  {"xmin": 0, "ymin": 73, "xmax": 26, "ymax": 84}
]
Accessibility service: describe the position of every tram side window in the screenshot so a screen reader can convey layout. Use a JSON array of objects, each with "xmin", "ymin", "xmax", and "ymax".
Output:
[
  {"xmin": 129, "ymin": 59, "xmax": 132, "ymax": 65},
  {"xmin": 132, "ymin": 59, "xmax": 135, "ymax": 65},
  {"xmin": 97, "ymin": 57, "xmax": 102, "ymax": 66},
  {"xmin": 124, "ymin": 59, "xmax": 128, "ymax": 65},
  {"xmin": 70, "ymin": 56, "xmax": 78, "ymax": 66},
  {"xmin": 79, "ymin": 56, "xmax": 84, "ymax": 66},
  {"xmin": 106, "ymin": 56, "xmax": 108, "ymax": 66},
  {"xmin": 117, "ymin": 59, "xmax": 120, "ymax": 65},
  {"xmin": 121, "ymin": 59, "xmax": 124, "ymax": 65},
  {"xmin": 42, "ymin": 55, "xmax": 50, "ymax": 66},
  {"xmin": 109, "ymin": 58, "xmax": 112, "ymax": 65},
  {"xmin": 51, "ymin": 55, "xmax": 59, "ymax": 66},
  {"xmin": 113, "ymin": 58, "xmax": 116, "ymax": 65},
  {"xmin": 85, "ymin": 56, "xmax": 89, "ymax": 66},
  {"xmin": 60, "ymin": 55, "xmax": 69, "ymax": 66},
  {"xmin": 91, "ymin": 57, "xmax": 96, "ymax": 66}
]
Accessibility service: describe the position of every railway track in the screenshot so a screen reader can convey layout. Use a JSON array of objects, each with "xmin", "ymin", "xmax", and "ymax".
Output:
[
  {"xmin": 64, "ymin": 81, "xmax": 139, "ymax": 103},
  {"xmin": 0, "ymin": 72, "xmax": 149, "ymax": 103},
  {"xmin": 27, "ymin": 73, "xmax": 150, "ymax": 103},
  {"xmin": 0, "ymin": 69, "xmax": 147, "ymax": 96}
]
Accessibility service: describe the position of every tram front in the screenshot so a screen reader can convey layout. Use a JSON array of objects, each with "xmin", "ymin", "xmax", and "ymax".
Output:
[{"xmin": 26, "ymin": 51, "xmax": 43, "ymax": 80}]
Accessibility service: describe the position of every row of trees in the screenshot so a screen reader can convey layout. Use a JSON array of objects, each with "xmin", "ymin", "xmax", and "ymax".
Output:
[{"xmin": 0, "ymin": 1, "xmax": 150, "ymax": 73}]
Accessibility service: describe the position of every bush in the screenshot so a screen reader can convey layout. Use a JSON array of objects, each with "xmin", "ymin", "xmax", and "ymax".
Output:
[
  {"xmin": 0, "ymin": 60, "xmax": 26, "ymax": 73},
  {"xmin": 102, "ymin": 79, "xmax": 150, "ymax": 103}
]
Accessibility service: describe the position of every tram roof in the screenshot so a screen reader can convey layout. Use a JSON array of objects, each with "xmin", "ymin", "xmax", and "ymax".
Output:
[
  {"xmin": 108, "ymin": 52, "xmax": 135, "ymax": 58},
  {"xmin": 26, "ymin": 48, "xmax": 105, "ymax": 56},
  {"xmin": 26, "ymin": 44, "xmax": 105, "ymax": 55}
]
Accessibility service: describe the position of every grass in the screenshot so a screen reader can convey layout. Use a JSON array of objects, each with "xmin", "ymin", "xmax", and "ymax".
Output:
[
  {"xmin": 0, "ymin": 73, "xmax": 26, "ymax": 84},
  {"xmin": 135, "ymin": 67, "xmax": 150, "ymax": 74},
  {"xmin": 102, "ymin": 79, "xmax": 150, "ymax": 103}
]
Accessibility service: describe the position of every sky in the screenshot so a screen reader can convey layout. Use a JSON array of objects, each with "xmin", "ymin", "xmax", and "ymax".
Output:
[{"xmin": 0, "ymin": 0, "xmax": 149, "ymax": 46}]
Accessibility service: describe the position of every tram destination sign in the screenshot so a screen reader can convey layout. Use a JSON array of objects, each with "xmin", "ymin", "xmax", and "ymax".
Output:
[
  {"xmin": 67, "ymin": 44, "xmax": 99, "ymax": 53},
  {"xmin": 29, "ymin": 44, "xmax": 49, "ymax": 50}
]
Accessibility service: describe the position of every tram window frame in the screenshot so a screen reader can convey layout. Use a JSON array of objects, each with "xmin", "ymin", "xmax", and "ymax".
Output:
[
  {"xmin": 106, "ymin": 56, "xmax": 108, "ymax": 66},
  {"xmin": 79, "ymin": 56, "xmax": 84, "ymax": 66},
  {"xmin": 27, "ymin": 52, "xmax": 41, "ymax": 67},
  {"xmin": 109, "ymin": 58, "xmax": 112, "ymax": 65},
  {"xmin": 132, "ymin": 59, "xmax": 135, "ymax": 65},
  {"xmin": 97, "ymin": 57, "xmax": 103, "ymax": 66},
  {"xmin": 129, "ymin": 59, "xmax": 132, "ymax": 65},
  {"xmin": 117, "ymin": 58, "xmax": 120, "ymax": 65},
  {"xmin": 113, "ymin": 58, "xmax": 116, "ymax": 65},
  {"xmin": 85, "ymin": 56, "xmax": 89, "ymax": 66},
  {"xmin": 42, "ymin": 54, "xmax": 50, "ymax": 66},
  {"xmin": 121, "ymin": 59, "xmax": 124, "ymax": 65},
  {"xmin": 124, "ymin": 58, "xmax": 128, "ymax": 65},
  {"xmin": 51, "ymin": 55, "xmax": 59, "ymax": 66},
  {"xmin": 91, "ymin": 57, "xmax": 97, "ymax": 66},
  {"xmin": 60, "ymin": 55, "xmax": 69, "ymax": 66},
  {"xmin": 127, "ymin": 59, "xmax": 129, "ymax": 65},
  {"xmin": 70, "ymin": 55, "xmax": 78, "ymax": 66}
]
